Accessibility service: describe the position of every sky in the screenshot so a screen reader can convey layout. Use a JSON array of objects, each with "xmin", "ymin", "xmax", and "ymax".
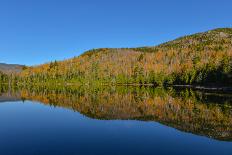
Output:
[{"xmin": 0, "ymin": 0, "xmax": 231, "ymax": 66}]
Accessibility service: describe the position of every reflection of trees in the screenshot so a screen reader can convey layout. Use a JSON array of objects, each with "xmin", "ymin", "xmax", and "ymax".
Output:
[{"xmin": 1, "ymin": 86, "xmax": 232, "ymax": 141}]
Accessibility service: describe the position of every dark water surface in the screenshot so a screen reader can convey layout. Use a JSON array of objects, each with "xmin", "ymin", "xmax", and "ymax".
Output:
[{"xmin": 0, "ymin": 86, "xmax": 231, "ymax": 155}]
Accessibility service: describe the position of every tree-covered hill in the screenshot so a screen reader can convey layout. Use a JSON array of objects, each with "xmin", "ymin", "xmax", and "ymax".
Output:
[{"xmin": 15, "ymin": 28, "xmax": 232, "ymax": 86}]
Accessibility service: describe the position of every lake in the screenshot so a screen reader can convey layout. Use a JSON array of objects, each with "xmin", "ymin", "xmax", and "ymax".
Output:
[{"xmin": 0, "ymin": 86, "xmax": 231, "ymax": 155}]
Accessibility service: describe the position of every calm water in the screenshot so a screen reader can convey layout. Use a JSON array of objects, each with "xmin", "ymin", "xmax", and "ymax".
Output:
[{"xmin": 0, "ymin": 86, "xmax": 231, "ymax": 155}]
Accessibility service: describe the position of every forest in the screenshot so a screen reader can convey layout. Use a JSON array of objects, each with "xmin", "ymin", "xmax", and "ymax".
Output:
[{"xmin": 0, "ymin": 28, "xmax": 232, "ymax": 87}]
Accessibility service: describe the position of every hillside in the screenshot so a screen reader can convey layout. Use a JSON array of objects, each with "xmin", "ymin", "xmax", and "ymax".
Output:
[{"xmin": 17, "ymin": 28, "xmax": 232, "ymax": 86}]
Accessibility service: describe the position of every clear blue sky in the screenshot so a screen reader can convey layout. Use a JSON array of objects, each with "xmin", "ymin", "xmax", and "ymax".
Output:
[{"xmin": 0, "ymin": 0, "xmax": 231, "ymax": 66}]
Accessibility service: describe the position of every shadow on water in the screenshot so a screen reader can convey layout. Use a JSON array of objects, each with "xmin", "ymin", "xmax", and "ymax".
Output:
[{"xmin": 0, "ymin": 84, "xmax": 231, "ymax": 141}]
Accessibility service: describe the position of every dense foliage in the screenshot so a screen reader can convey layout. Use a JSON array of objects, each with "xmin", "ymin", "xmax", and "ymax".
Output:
[
  {"xmin": 2, "ymin": 28, "xmax": 232, "ymax": 86},
  {"xmin": 0, "ymin": 72, "xmax": 8, "ymax": 83}
]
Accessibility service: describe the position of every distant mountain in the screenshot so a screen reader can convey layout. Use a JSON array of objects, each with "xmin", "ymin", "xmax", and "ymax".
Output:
[
  {"xmin": 15, "ymin": 28, "xmax": 232, "ymax": 86},
  {"xmin": 0, "ymin": 63, "xmax": 25, "ymax": 74}
]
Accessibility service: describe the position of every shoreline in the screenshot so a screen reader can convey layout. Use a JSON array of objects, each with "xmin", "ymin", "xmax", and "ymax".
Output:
[
  {"xmin": 172, "ymin": 85, "xmax": 232, "ymax": 93},
  {"xmin": 108, "ymin": 83, "xmax": 232, "ymax": 93},
  {"xmin": 1, "ymin": 82, "xmax": 232, "ymax": 93}
]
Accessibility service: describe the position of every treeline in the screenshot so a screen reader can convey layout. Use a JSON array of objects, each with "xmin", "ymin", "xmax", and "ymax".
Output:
[
  {"xmin": 2, "ymin": 28, "xmax": 232, "ymax": 87},
  {"xmin": 168, "ymin": 56, "xmax": 232, "ymax": 86}
]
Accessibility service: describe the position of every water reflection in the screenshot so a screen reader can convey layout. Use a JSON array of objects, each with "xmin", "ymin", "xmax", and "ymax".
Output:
[{"xmin": 0, "ymin": 85, "xmax": 231, "ymax": 141}]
